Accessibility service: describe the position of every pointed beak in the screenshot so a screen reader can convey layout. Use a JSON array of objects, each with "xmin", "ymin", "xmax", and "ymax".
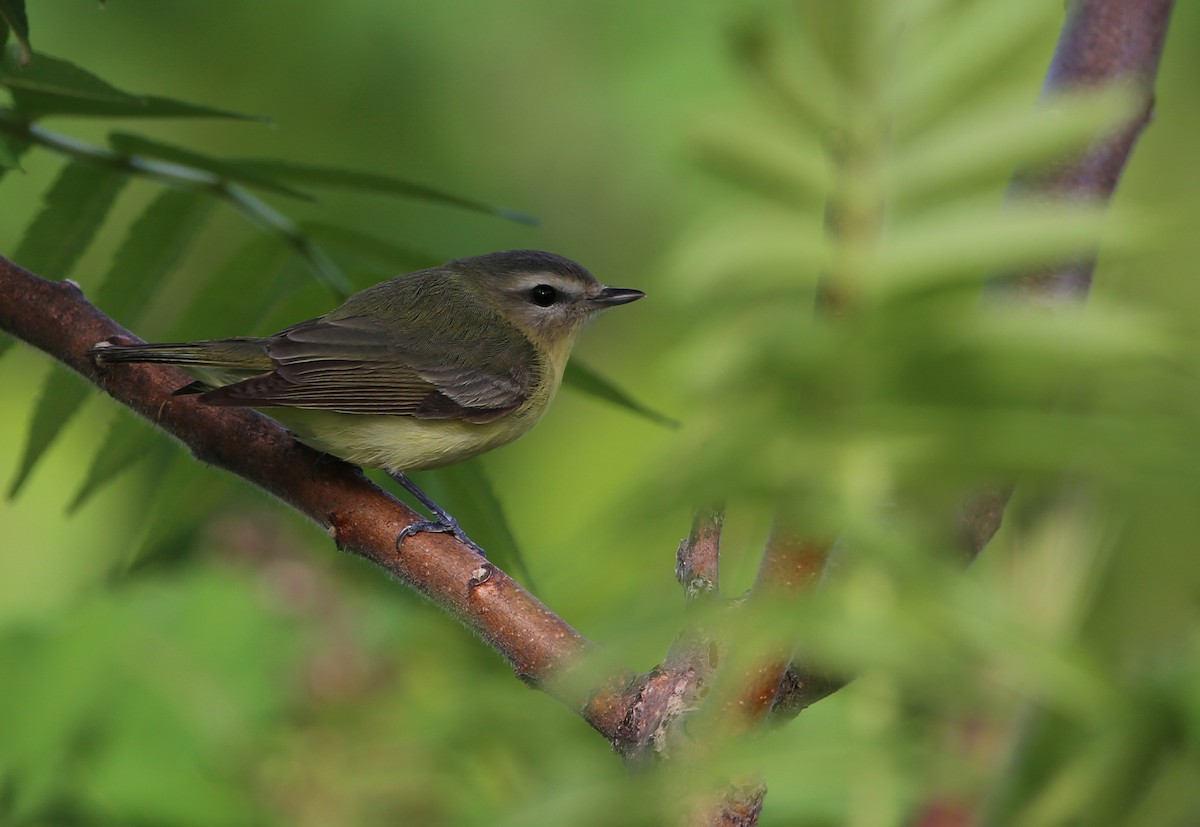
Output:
[{"xmin": 591, "ymin": 286, "xmax": 645, "ymax": 307}]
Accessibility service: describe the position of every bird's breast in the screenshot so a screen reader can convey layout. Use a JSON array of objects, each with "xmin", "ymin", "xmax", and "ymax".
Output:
[{"xmin": 268, "ymin": 388, "xmax": 556, "ymax": 473}]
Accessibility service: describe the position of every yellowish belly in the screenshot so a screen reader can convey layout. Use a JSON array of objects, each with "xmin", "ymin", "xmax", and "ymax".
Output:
[{"xmin": 265, "ymin": 403, "xmax": 547, "ymax": 473}]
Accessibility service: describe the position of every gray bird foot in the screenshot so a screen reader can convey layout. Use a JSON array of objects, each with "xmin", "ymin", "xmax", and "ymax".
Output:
[{"xmin": 395, "ymin": 517, "xmax": 488, "ymax": 557}]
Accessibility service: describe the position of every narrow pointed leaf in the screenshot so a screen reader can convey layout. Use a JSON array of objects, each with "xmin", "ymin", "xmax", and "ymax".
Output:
[
  {"xmin": 220, "ymin": 184, "xmax": 352, "ymax": 299},
  {"xmin": 669, "ymin": 212, "xmax": 829, "ymax": 300},
  {"xmin": 299, "ymin": 221, "xmax": 440, "ymax": 272},
  {"xmin": 692, "ymin": 115, "xmax": 830, "ymax": 206},
  {"xmin": 0, "ymin": 51, "xmax": 268, "ymax": 120},
  {"xmin": 728, "ymin": 13, "xmax": 842, "ymax": 132},
  {"xmin": 406, "ymin": 460, "xmax": 536, "ymax": 589},
  {"xmin": 879, "ymin": 201, "xmax": 1139, "ymax": 294},
  {"xmin": 564, "ymin": 361, "xmax": 678, "ymax": 428},
  {"xmin": 132, "ymin": 453, "xmax": 228, "ymax": 569},
  {"xmin": 108, "ymin": 132, "xmax": 314, "ymax": 201},
  {"xmin": 0, "ymin": 130, "xmax": 23, "ymax": 169},
  {"xmin": 67, "ymin": 413, "xmax": 171, "ymax": 514},
  {"xmin": 0, "ymin": 1, "xmax": 31, "ymax": 65},
  {"xmin": 7, "ymin": 369, "xmax": 89, "ymax": 498},
  {"xmin": 94, "ymin": 187, "xmax": 215, "ymax": 325},
  {"xmin": 889, "ymin": 0, "xmax": 1053, "ymax": 127},
  {"xmin": 13, "ymin": 161, "xmax": 126, "ymax": 279},
  {"xmin": 890, "ymin": 86, "xmax": 1138, "ymax": 201},
  {"xmin": 168, "ymin": 234, "xmax": 294, "ymax": 339},
  {"xmin": 10, "ymin": 187, "xmax": 210, "ymax": 498},
  {"xmin": 228, "ymin": 158, "xmax": 537, "ymax": 224}
]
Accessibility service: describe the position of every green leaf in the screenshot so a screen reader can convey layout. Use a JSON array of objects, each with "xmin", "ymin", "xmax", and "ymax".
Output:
[
  {"xmin": 219, "ymin": 185, "xmax": 353, "ymax": 299},
  {"xmin": 7, "ymin": 369, "xmax": 90, "ymax": 498},
  {"xmin": 228, "ymin": 157, "xmax": 537, "ymax": 224},
  {"xmin": 691, "ymin": 113, "xmax": 830, "ymax": 206},
  {"xmin": 889, "ymin": 86, "xmax": 1139, "ymax": 202},
  {"xmin": 564, "ymin": 360, "xmax": 678, "ymax": 428},
  {"xmin": 727, "ymin": 12, "xmax": 843, "ymax": 132},
  {"xmin": 108, "ymin": 132, "xmax": 314, "ymax": 201},
  {"xmin": 93, "ymin": 187, "xmax": 215, "ymax": 326},
  {"xmin": 0, "ymin": 51, "xmax": 269, "ymax": 120},
  {"xmin": 0, "ymin": 128, "xmax": 24, "ymax": 169},
  {"xmin": 888, "ymin": 0, "xmax": 1054, "ymax": 128},
  {"xmin": 13, "ymin": 161, "xmax": 127, "ymax": 279},
  {"xmin": 299, "ymin": 221, "xmax": 441, "ymax": 272},
  {"xmin": 168, "ymin": 234, "xmax": 295, "ymax": 340},
  {"xmin": 878, "ymin": 200, "xmax": 1135, "ymax": 295},
  {"xmin": 9, "ymin": 187, "xmax": 209, "ymax": 499},
  {"xmin": 131, "ymin": 454, "xmax": 229, "ymax": 569},
  {"xmin": 0, "ymin": 1, "xmax": 31, "ymax": 65},
  {"xmin": 668, "ymin": 211, "xmax": 829, "ymax": 301},
  {"xmin": 67, "ymin": 413, "xmax": 173, "ymax": 515},
  {"xmin": 406, "ymin": 460, "xmax": 536, "ymax": 589}
]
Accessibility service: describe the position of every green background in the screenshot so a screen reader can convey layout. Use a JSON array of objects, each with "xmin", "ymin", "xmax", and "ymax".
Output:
[{"xmin": 3, "ymin": 2, "xmax": 1200, "ymax": 825}]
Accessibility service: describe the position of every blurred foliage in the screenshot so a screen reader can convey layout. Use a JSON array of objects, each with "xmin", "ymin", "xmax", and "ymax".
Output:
[{"xmin": 3, "ymin": 0, "xmax": 1200, "ymax": 825}]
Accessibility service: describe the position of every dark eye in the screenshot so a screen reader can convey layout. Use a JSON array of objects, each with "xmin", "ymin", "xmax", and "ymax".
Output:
[{"xmin": 529, "ymin": 284, "xmax": 558, "ymax": 307}]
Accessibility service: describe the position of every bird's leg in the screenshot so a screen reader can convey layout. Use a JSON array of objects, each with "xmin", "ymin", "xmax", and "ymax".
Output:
[{"xmin": 387, "ymin": 470, "xmax": 487, "ymax": 557}]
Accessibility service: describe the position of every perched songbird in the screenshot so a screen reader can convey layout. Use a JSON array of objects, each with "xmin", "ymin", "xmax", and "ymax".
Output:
[{"xmin": 89, "ymin": 250, "xmax": 644, "ymax": 552}]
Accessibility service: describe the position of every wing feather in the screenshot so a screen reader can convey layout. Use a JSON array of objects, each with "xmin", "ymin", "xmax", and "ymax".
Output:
[{"xmin": 200, "ymin": 294, "xmax": 541, "ymax": 423}]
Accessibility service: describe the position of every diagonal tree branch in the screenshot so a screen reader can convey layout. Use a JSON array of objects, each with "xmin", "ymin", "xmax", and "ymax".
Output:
[
  {"xmin": 962, "ymin": 0, "xmax": 1174, "ymax": 557},
  {"xmin": 0, "ymin": 257, "xmax": 645, "ymax": 740}
]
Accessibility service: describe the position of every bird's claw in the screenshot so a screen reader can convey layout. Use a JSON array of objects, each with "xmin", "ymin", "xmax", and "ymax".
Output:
[{"xmin": 396, "ymin": 518, "xmax": 488, "ymax": 558}]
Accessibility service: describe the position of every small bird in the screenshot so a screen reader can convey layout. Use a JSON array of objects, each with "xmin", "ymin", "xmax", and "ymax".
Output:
[{"xmin": 89, "ymin": 250, "xmax": 644, "ymax": 553}]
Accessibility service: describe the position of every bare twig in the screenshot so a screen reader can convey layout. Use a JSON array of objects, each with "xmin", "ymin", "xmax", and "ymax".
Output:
[
  {"xmin": 677, "ymin": 506, "xmax": 724, "ymax": 603},
  {"xmin": 615, "ymin": 508, "xmax": 727, "ymax": 764},
  {"xmin": 725, "ymin": 523, "xmax": 832, "ymax": 725}
]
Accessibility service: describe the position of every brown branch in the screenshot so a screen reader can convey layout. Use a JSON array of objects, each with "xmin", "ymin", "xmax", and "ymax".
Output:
[
  {"xmin": 962, "ymin": 0, "xmax": 1175, "ymax": 558},
  {"xmin": 724, "ymin": 523, "xmax": 831, "ymax": 724},
  {"xmin": 676, "ymin": 506, "xmax": 724, "ymax": 603},
  {"xmin": 0, "ymin": 255, "xmax": 645, "ymax": 740},
  {"xmin": 687, "ymin": 785, "xmax": 768, "ymax": 827},
  {"xmin": 614, "ymin": 508, "xmax": 728, "ymax": 764}
]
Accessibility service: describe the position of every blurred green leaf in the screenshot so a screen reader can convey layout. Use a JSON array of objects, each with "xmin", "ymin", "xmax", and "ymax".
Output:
[
  {"xmin": 109, "ymin": 131, "xmax": 315, "ymax": 201},
  {"xmin": 0, "ymin": 1, "xmax": 31, "ymax": 65},
  {"xmin": 878, "ymin": 200, "xmax": 1137, "ymax": 295},
  {"xmin": 563, "ymin": 360, "xmax": 677, "ymax": 428},
  {"xmin": 889, "ymin": 85, "xmax": 1139, "ymax": 202},
  {"xmin": 0, "ymin": 570, "xmax": 299, "ymax": 826},
  {"xmin": 0, "ymin": 605, "xmax": 121, "ymax": 820},
  {"xmin": 889, "ymin": 0, "xmax": 1055, "ymax": 128},
  {"xmin": 6, "ymin": 369, "xmax": 90, "ymax": 498},
  {"xmin": 132, "ymin": 454, "xmax": 233, "ymax": 569},
  {"xmin": 219, "ymin": 184, "xmax": 353, "ymax": 299},
  {"xmin": 0, "ymin": 129, "xmax": 22, "ymax": 168},
  {"xmin": 0, "ymin": 51, "xmax": 269, "ymax": 120},
  {"xmin": 168, "ymin": 234, "xmax": 296, "ymax": 339},
  {"xmin": 68, "ymin": 413, "xmax": 174, "ymax": 514},
  {"xmin": 727, "ymin": 11, "xmax": 843, "ymax": 132},
  {"xmin": 12, "ymin": 161, "xmax": 126, "ymax": 279},
  {"xmin": 9, "ymin": 188, "xmax": 213, "ymax": 501},
  {"xmin": 300, "ymin": 220, "xmax": 441, "ymax": 272},
  {"xmin": 691, "ymin": 113, "xmax": 830, "ymax": 206},
  {"xmin": 229, "ymin": 157, "xmax": 537, "ymax": 224},
  {"xmin": 668, "ymin": 211, "xmax": 828, "ymax": 300},
  {"xmin": 94, "ymin": 187, "xmax": 215, "ymax": 325}
]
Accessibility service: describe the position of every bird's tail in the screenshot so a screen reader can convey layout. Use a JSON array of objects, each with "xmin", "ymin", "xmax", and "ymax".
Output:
[{"xmin": 87, "ymin": 338, "xmax": 271, "ymax": 369}]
